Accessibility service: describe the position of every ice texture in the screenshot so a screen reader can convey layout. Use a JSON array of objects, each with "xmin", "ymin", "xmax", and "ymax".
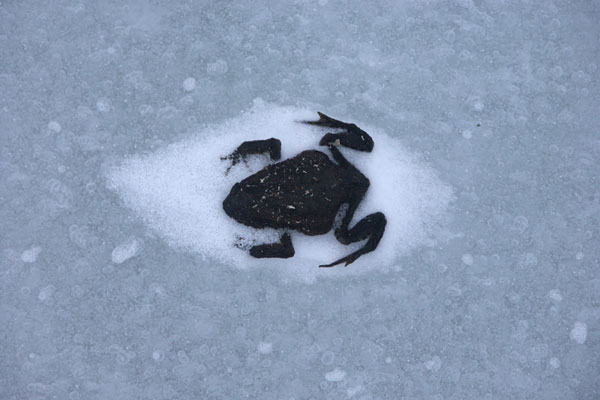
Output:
[
  {"xmin": 1, "ymin": 0, "xmax": 599, "ymax": 399},
  {"xmin": 106, "ymin": 103, "xmax": 452, "ymax": 281}
]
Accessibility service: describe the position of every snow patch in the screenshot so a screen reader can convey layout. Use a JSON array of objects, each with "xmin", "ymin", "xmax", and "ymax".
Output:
[{"xmin": 106, "ymin": 103, "xmax": 452, "ymax": 281}]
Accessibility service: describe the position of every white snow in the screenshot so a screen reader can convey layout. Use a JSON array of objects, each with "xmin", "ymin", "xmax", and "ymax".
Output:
[{"xmin": 107, "ymin": 102, "xmax": 452, "ymax": 281}]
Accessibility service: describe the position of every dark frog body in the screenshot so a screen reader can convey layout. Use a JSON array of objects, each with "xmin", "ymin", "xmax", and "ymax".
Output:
[
  {"xmin": 222, "ymin": 112, "xmax": 386, "ymax": 268},
  {"xmin": 224, "ymin": 150, "xmax": 367, "ymax": 235}
]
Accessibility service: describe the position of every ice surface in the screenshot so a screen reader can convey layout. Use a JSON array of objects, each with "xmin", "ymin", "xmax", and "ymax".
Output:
[
  {"xmin": 106, "ymin": 103, "xmax": 452, "ymax": 280},
  {"xmin": 2, "ymin": 0, "xmax": 599, "ymax": 399}
]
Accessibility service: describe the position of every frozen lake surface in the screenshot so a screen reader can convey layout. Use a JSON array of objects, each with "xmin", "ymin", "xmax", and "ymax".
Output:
[{"xmin": 1, "ymin": 1, "xmax": 599, "ymax": 399}]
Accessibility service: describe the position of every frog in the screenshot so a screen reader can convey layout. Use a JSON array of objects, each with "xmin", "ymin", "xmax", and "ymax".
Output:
[{"xmin": 222, "ymin": 112, "xmax": 386, "ymax": 268}]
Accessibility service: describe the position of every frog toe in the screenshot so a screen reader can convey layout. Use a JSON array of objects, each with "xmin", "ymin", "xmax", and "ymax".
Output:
[
  {"xmin": 302, "ymin": 112, "xmax": 348, "ymax": 129},
  {"xmin": 321, "ymin": 212, "xmax": 386, "ymax": 268}
]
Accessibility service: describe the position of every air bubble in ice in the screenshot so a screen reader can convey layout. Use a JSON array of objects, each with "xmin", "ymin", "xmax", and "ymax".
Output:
[
  {"xmin": 425, "ymin": 356, "xmax": 442, "ymax": 371},
  {"xmin": 48, "ymin": 120, "xmax": 62, "ymax": 133},
  {"xmin": 111, "ymin": 237, "xmax": 142, "ymax": 264},
  {"xmin": 324, "ymin": 368, "xmax": 345, "ymax": 382},
  {"xmin": 257, "ymin": 342, "xmax": 273, "ymax": 354},
  {"xmin": 96, "ymin": 98, "xmax": 111, "ymax": 113},
  {"xmin": 183, "ymin": 77, "xmax": 196, "ymax": 92},
  {"xmin": 21, "ymin": 246, "xmax": 42, "ymax": 263}
]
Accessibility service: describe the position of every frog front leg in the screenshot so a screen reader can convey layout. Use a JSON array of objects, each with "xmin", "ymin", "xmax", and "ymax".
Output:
[
  {"xmin": 302, "ymin": 112, "xmax": 374, "ymax": 152},
  {"xmin": 249, "ymin": 232, "xmax": 295, "ymax": 259},
  {"xmin": 222, "ymin": 138, "xmax": 281, "ymax": 173}
]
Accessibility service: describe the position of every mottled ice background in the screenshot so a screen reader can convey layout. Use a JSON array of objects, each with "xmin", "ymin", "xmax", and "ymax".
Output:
[{"xmin": 1, "ymin": 1, "xmax": 599, "ymax": 399}]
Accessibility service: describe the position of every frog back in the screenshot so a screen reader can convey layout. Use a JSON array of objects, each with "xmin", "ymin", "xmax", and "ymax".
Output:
[{"xmin": 223, "ymin": 150, "xmax": 350, "ymax": 235}]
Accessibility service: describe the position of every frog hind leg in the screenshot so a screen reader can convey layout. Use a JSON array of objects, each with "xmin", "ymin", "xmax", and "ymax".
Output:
[
  {"xmin": 301, "ymin": 112, "xmax": 374, "ymax": 152},
  {"xmin": 249, "ymin": 232, "xmax": 295, "ymax": 259},
  {"xmin": 320, "ymin": 212, "xmax": 386, "ymax": 268},
  {"xmin": 222, "ymin": 138, "xmax": 281, "ymax": 173}
]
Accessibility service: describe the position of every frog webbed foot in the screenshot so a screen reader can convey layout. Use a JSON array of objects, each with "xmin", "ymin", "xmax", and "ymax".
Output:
[
  {"xmin": 302, "ymin": 112, "xmax": 374, "ymax": 152},
  {"xmin": 222, "ymin": 138, "xmax": 281, "ymax": 174},
  {"xmin": 249, "ymin": 232, "xmax": 295, "ymax": 259},
  {"xmin": 320, "ymin": 212, "xmax": 387, "ymax": 268}
]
